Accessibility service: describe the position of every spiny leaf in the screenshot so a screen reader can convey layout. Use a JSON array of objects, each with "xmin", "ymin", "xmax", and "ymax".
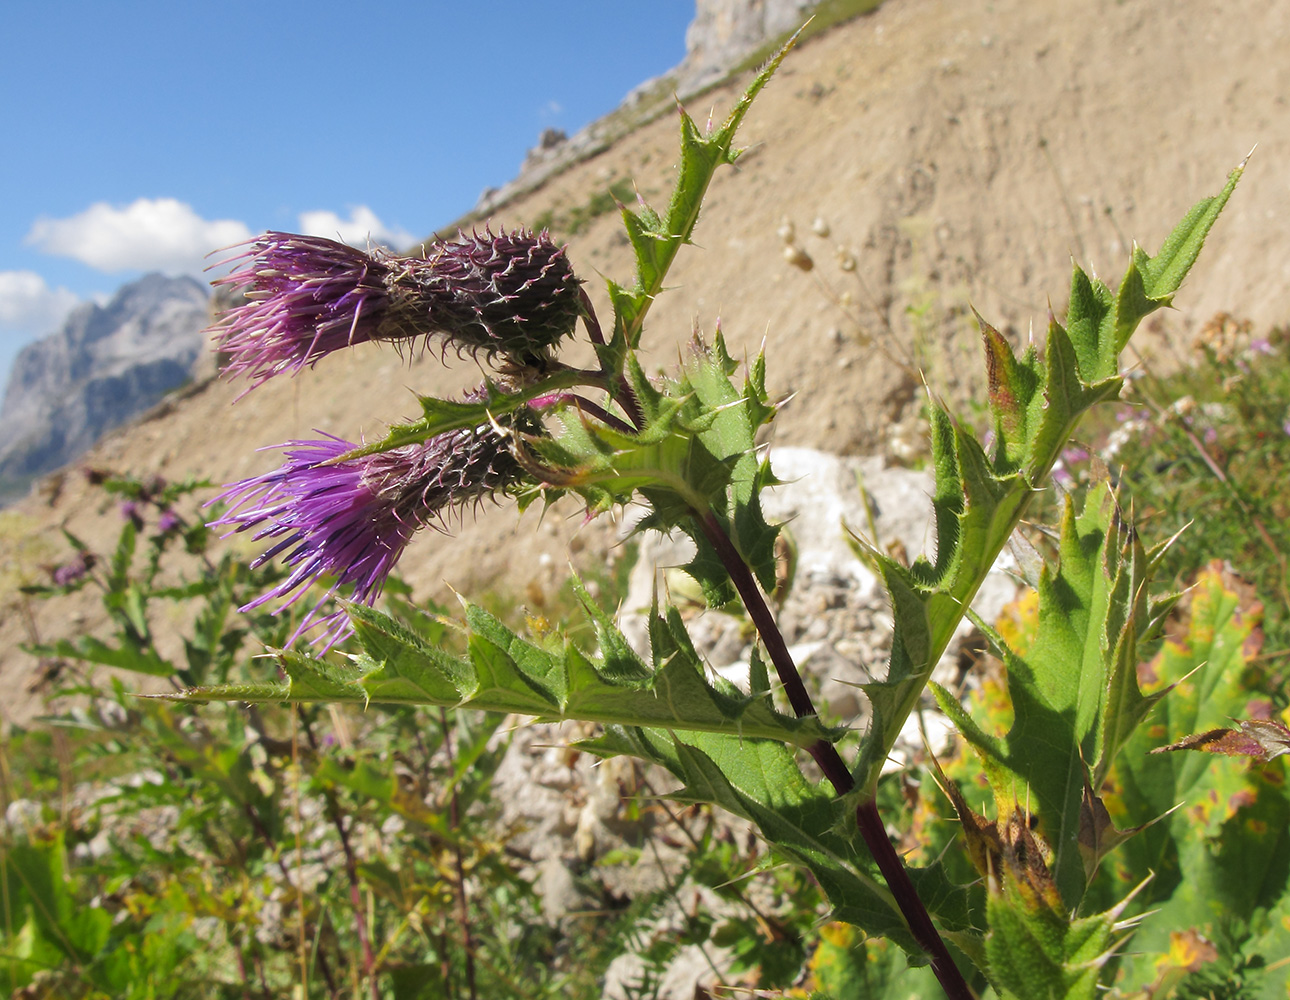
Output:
[
  {"xmin": 852, "ymin": 399, "xmax": 1032, "ymax": 797},
  {"xmin": 334, "ymin": 373, "xmax": 581, "ymax": 461},
  {"xmin": 978, "ymin": 312, "xmax": 1043, "ymax": 475},
  {"xmin": 547, "ymin": 332, "xmax": 779, "ymax": 607},
  {"xmin": 1116, "ymin": 156, "xmax": 1247, "ymax": 349},
  {"xmin": 852, "ymin": 168, "xmax": 1239, "ymax": 802},
  {"xmin": 168, "ymin": 594, "xmax": 839, "ymax": 747},
  {"xmin": 1093, "ymin": 564, "xmax": 1288, "ymax": 994},
  {"xmin": 610, "ymin": 31, "xmax": 800, "ymax": 350},
  {"xmin": 947, "ymin": 483, "xmax": 1163, "ymax": 907},
  {"xmin": 985, "ymin": 883, "xmax": 1119, "ymax": 1000},
  {"xmin": 346, "ymin": 601, "xmax": 469, "ymax": 703},
  {"xmin": 1064, "ymin": 265, "xmax": 1117, "ymax": 383},
  {"xmin": 579, "ymin": 725, "xmax": 975, "ymax": 954}
]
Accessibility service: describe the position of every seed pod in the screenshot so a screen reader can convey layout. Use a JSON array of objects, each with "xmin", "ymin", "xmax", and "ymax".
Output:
[{"xmin": 784, "ymin": 245, "xmax": 814, "ymax": 271}]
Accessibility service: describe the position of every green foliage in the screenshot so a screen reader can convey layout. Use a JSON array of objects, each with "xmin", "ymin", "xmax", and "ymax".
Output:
[
  {"xmin": 167, "ymin": 592, "xmax": 838, "ymax": 746},
  {"xmin": 803, "ymin": 922, "xmax": 944, "ymax": 998},
  {"xmin": 603, "ymin": 35, "xmax": 797, "ymax": 364},
  {"xmin": 849, "ymin": 162, "xmax": 1243, "ymax": 802},
  {"xmin": 4, "ymin": 478, "xmax": 586, "ymax": 997},
  {"xmin": 1100, "ymin": 565, "xmax": 1290, "ymax": 994},
  {"xmin": 931, "ymin": 482, "xmax": 1175, "ymax": 907}
]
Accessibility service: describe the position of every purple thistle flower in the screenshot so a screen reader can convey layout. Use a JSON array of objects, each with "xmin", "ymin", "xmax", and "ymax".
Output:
[
  {"xmin": 119, "ymin": 501, "xmax": 143, "ymax": 529},
  {"xmin": 52, "ymin": 552, "xmax": 94, "ymax": 587},
  {"xmin": 156, "ymin": 508, "xmax": 182, "ymax": 534},
  {"xmin": 210, "ymin": 228, "xmax": 582, "ymax": 391},
  {"xmin": 208, "ymin": 406, "xmax": 530, "ymax": 649}
]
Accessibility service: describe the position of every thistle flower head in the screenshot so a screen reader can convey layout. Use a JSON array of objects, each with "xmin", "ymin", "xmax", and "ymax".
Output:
[
  {"xmin": 211, "ymin": 228, "xmax": 581, "ymax": 391},
  {"xmin": 410, "ymin": 227, "xmax": 583, "ymax": 359},
  {"xmin": 208, "ymin": 398, "xmax": 531, "ymax": 649},
  {"xmin": 52, "ymin": 552, "xmax": 94, "ymax": 587}
]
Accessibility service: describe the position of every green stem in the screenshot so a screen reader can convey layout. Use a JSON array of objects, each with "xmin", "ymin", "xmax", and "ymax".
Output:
[{"xmin": 299, "ymin": 711, "xmax": 380, "ymax": 1000}]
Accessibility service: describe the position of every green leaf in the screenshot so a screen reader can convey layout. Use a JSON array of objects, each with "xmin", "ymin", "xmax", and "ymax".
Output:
[
  {"xmin": 611, "ymin": 32, "xmax": 800, "ymax": 351},
  {"xmin": 580, "ymin": 725, "xmax": 950, "ymax": 953},
  {"xmin": 985, "ymin": 884, "xmax": 1118, "ymax": 1000},
  {"xmin": 333, "ymin": 372, "xmax": 584, "ymax": 461},
  {"xmin": 1101, "ymin": 565, "xmax": 1290, "ymax": 993},
  {"xmin": 851, "ymin": 167, "xmax": 1241, "ymax": 801},
  {"xmin": 347, "ymin": 602, "xmax": 470, "ymax": 703},
  {"xmin": 541, "ymin": 332, "xmax": 780, "ymax": 607},
  {"xmin": 42, "ymin": 635, "xmax": 173, "ymax": 677},
  {"xmin": 1115, "ymin": 156, "xmax": 1246, "ymax": 351},
  {"xmin": 944, "ymin": 483, "xmax": 1164, "ymax": 907},
  {"xmin": 169, "ymin": 588, "xmax": 839, "ymax": 748},
  {"xmin": 312, "ymin": 757, "xmax": 447, "ymax": 831}
]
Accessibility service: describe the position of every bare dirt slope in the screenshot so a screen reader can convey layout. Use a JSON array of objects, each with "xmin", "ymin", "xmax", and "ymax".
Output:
[{"xmin": 2, "ymin": 0, "xmax": 1286, "ymax": 723}]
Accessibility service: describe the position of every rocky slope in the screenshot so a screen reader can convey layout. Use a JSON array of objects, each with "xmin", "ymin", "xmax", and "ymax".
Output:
[
  {"xmin": 0, "ymin": 273, "xmax": 210, "ymax": 501},
  {"xmin": 1, "ymin": 0, "xmax": 1287, "ymax": 723}
]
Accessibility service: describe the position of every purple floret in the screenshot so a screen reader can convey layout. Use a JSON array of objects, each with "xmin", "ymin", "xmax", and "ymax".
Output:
[
  {"xmin": 52, "ymin": 552, "xmax": 93, "ymax": 587},
  {"xmin": 210, "ymin": 233, "xmax": 418, "ymax": 391},
  {"xmin": 208, "ymin": 412, "xmax": 528, "ymax": 650}
]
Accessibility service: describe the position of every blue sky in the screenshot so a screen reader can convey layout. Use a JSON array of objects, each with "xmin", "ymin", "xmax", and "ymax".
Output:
[{"xmin": 0, "ymin": 2, "xmax": 695, "ymax": 385}]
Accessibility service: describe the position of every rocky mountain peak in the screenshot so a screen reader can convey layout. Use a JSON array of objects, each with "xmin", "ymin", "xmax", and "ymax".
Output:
[
  {"xmin": 678, "ymin": 0, "xmax": 817, "ymax": 94},
  {"xmin": 0, "ymin": 273, "xmax": 210, "ymax": 500}
]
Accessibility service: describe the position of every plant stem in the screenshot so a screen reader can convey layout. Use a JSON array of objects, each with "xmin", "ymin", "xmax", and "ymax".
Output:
[
  {"xmin": 577, "ymin": 288, "xmax": 644, "ymax": 428},
  {"xmin": 439, "ymin": 709, "xmax": 479, "ymax": 1000},
  {"xmin": 696, "ymin": 509, "xmax": 975, "ymax": 1000},
  {"xmin": 299, "ymin": 710, "xmax": 380, "ymax": 1000}
]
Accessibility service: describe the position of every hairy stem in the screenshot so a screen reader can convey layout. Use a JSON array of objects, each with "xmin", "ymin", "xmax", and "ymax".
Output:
[{"xmin": 696, "ymin": 509, "xmax": 975, "ymax": 1000}]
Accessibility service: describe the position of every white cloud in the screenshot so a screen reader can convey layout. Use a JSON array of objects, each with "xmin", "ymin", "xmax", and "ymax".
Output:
[
  {"xmin": 0, "ymin": 271, "xmax": 81, "ymax": 336},
  {"xmin": 298, "ymin": 206, "xmax": 414, "ymax": 250},
  {"xmin": 25, "ymin": 198, "xmax": 254, "ymax": 275}
]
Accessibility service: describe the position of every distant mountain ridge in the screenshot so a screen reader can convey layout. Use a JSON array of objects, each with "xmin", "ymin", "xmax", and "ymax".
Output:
[{"xmin": 0, "ymin": 273, "xmax": 210, "ymax": 502}]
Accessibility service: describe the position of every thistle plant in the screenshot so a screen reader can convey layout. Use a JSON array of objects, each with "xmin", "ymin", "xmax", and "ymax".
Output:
[{"xmin": 172, "ymin": 33, "xmax": 1268, "ymax": 999}]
